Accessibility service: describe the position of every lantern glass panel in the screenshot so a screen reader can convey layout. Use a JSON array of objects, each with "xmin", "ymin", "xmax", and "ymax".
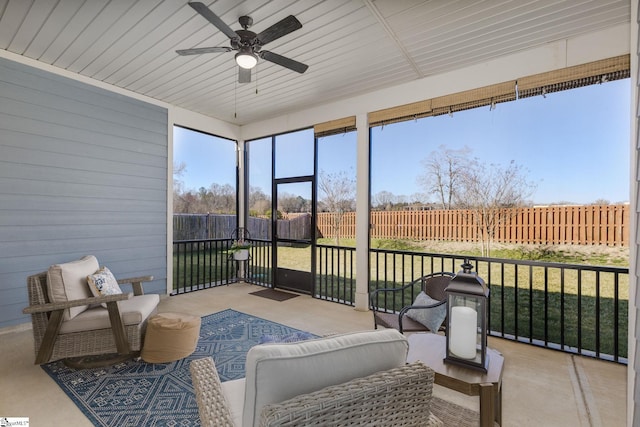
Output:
[{"xmin": 448, "ymin": 293, "xmax": 483, "ymax": 363}]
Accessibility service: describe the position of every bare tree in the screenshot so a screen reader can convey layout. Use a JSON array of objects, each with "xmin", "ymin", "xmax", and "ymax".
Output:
[
  {"xmin": 373, "ymin": 191, "xmax": 396, "ymax": 210},
  {"xmin": 207, "ymin": 183, "xmax": 236, "ymax": 213},
  {"xmin": 410, "ymin": 192, "xmax": 430, "ymax": 204},
  {"xmin": 419, "ymin": 145, "xmax": 472, "ymax": 209},
  {"xmin": 249, "ymin": 186, "xmax": 271, "ymax": 216},
  {"xmin": 278, "ymin": 192, "xmax": 309, "ymax": 213},
  {"xmin": 456, "ymin": 159, "xmax": 536, "ymax": 256},
  {"xmin": 318, "ymin": 170, "xmax": 356, "ymax": 245},
  {"xmin": 173, "ymin": 181, "xmax": 237, "ymax": 214},
  {"xmin": 172, "ymin": 161, "xmax": 188, "ymax": 211},
  {"xmin": 174, "ymin": 190, "xmax": 198, "ymax": 213}
]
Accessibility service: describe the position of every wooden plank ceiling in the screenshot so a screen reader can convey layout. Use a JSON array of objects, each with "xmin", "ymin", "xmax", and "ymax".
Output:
[{"xmin": 0, "ymin": 0, "xmax": 630, "ymax": 125}]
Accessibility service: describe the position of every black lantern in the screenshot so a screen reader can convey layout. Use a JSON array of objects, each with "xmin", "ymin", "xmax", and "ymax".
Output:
[{"xmin": 444, "ymin": 259, "xmax": 489, "ymax": 372}]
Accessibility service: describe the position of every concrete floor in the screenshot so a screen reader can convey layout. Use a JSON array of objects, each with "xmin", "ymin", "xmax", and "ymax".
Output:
[{"xmin": 1, "ymin": 282, "xmax": 627, "ymax": 426}]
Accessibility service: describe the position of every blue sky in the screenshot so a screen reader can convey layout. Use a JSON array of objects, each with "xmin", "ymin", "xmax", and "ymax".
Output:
[
  {"xmin": 173, "ymin": 126, "xmax": 237, "ymax": 191},
  {"xmin": 174, "ymin": 78, "xmax": 630, "ymax": 205}
]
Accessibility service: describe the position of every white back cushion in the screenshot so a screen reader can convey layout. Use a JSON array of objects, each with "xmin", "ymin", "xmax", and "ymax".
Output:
[
  {"xmin": 242, "ymin": 329, "xmax": 408, "ymax": 427},
  {"xmin": 47, "ymin": 255, "xmax": 99, "ymax": 320}
]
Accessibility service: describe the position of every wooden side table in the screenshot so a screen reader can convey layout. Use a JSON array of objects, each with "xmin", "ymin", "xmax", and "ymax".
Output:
[{"xmin": 406, "ymin": 333, "xmax": 504, "ymax": 427}]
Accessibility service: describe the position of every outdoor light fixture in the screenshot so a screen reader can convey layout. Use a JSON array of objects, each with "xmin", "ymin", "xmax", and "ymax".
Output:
[
  {"xmin": 235, "ymin": 48, "xmax": 258, "ymax": 69},
  {"xmin": 444, "ymin": 259, "xmax": 489, "ymax": 372}
]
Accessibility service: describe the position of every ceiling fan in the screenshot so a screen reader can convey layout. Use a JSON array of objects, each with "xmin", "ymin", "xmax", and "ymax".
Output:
[{"xmin": 177, "ymin": 2, "xmax": 309, "ymax": 83}]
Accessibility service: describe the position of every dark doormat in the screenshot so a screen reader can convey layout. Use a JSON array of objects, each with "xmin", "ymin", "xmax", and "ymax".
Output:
[{"xmin": 250, "ymin": 288, "xmax": 299, "ymax": 302}]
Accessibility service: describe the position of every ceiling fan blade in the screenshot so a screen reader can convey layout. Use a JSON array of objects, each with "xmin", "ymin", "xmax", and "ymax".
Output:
[
  {"xmin": 176, "ymin": 46, "xmax": 232, "ymax": 55},
  {"xmin": 260, "ymin": 51, "xmax": 308, "ymax": 74},
  {"xmin": 238, "ymin": 67, "xmax": 251, "ymax": 83},
  {"xmin": 256, "ymin": 15, "xmax": 302, "ymax": 45},
  {"xmin": 189, "ymin": 2, "xmax": 238, "ymax": 40}
]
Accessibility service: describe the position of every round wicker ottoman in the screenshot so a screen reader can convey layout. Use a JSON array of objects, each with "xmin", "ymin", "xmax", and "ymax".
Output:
[{"xmin": 141, "ymin": 312, "xmax": 201, "ymax": 363}]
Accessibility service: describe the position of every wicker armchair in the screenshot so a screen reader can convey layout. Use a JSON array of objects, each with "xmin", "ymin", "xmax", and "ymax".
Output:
[
  {"xmin": 190, "ymin": 357, "xmax": 486, "ymax": 427},
  {"xmin": 191, "ymin": 357, "xmax": 444, "ymax": 426},
  {"xmin": 190, "ymin": 329, "xmax": 488, "ymax": 427},
  {"xmin": 371, "ymin": 272, "xmax": 455, "ymax": 333},
  {"xmin": 23, "ymin": 259, "xmax": 159, "ymax": 365}
]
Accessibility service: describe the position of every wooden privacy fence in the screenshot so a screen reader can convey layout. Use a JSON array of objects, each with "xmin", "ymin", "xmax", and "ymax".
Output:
[
  {"xmin": 174, "ymin": 214, "xmax": 311, "ymax": 241},
  {"xmin": 318, "ymin": 204, "xmax": 629, "ymax": 246},
  {"xmin": 174, "ymin": 214, "xmax": 237, "ymax": 240},
  {"xmin": 277, "ymin": 213, "xmax": 312, "ymax": 240}
]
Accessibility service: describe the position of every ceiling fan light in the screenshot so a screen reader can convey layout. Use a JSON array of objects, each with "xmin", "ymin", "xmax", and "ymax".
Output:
[{"xmin": 235, "ymin": 51, "xmax": 258, "ymax": 69}]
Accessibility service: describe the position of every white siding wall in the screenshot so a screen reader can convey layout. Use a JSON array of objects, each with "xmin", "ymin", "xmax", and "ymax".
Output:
[{"xmin": 0, "ymin": 58, "xmax": 168, "ymax": 329}]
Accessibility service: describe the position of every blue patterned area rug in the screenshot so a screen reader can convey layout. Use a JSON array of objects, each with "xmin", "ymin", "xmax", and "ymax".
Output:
[{"xmin": 41, "ymin": 309, "xmax": 315, "ymax": 426}]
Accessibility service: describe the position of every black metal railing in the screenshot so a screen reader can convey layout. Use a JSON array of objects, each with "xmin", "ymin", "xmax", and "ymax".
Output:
[
  {"xmin": 172, "ymin": 238, "xmax": 237, "ymax": 293},
  {"xmin": 172, "ymin": 239, "xmax": 628, "ymax": 363},
  {"xmin": 245, "ymin": 239, "xmax": 272, "ymax": 286},
  {"xmin": 316, "ymin": 244, "xmax": 356, "ymax": 304},
  {"xmin": 173, "ymin": 238, "xmax": 274, "ymax": 293},
  {"xmin": 339, "ymin": 248, "xmax": 628, "ymax": 364}
]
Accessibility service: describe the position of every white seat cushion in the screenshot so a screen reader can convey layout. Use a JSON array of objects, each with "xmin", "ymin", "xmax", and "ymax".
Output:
[
  {"xmin": 221, "ymin": 378, "xmax": 246, "ymax": 427},
  {"xmin": 242, "ymin": 329, "xmax": 408, "ymax": 427},
  {"xmin": 47, "ymin": 255, "xmax": 99, "ymax": 320},
  {"xmin": 59, "ymin": 294, "xmax": 160, "ymax": 334}
]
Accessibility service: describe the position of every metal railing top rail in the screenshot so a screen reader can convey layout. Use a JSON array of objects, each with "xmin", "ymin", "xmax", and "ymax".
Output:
[
  {"xmin": 173, "ymin": 238, "xmax": 233, "ymax": 243},
  {"xmin": 370, "ymin": 248, "xmax": 629, "ymax": 274}
]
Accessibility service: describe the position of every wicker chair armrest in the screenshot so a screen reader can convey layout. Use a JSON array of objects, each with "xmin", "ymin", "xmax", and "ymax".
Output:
[
  {"xmin": 259, "ymin": 361, "xmax": 443, "ymax": 427},
  {"xmin": 117, "ymin": 275, "xmax": 153, "ymax": 296},
  {"xmin": 23, "ymin": 293, "xmax": 132, "ymax": 314},
  {"xmin": 190, "ymin": 357, "xmax": 235, "ymax": 427}
]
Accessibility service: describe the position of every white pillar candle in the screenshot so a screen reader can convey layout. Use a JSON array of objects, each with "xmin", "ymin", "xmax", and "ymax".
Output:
[{"xmin": 449, "ymin": 306, "xmax": 478, "ymax": 360}]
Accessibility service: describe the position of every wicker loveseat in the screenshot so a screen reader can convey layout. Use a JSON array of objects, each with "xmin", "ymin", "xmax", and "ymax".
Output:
[
  {"xmin": 23, "ymin": 255, "xmax": 159, "ymax": 364},
  {"xmin": 190, "ymin": 329, "xmax": 484, "ymax": 426}
]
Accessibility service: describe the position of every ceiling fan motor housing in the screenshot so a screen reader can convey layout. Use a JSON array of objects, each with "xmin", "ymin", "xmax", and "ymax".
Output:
[{"xmin": 233, "ymin": 29, "xmax": 261, "ymax": 51}]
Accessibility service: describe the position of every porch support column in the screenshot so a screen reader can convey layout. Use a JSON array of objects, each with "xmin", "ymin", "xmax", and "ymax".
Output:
[
  {"xmin": 237, "ymin": 139, "xmax": 246, "ymax": 229},
  {"xmin": 354, "ymin": 113, "xmax": 370, "ymax": 311},
  {"xmin": 629, "ymin": 0, "xmax": 638, "ymax": 424}
]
